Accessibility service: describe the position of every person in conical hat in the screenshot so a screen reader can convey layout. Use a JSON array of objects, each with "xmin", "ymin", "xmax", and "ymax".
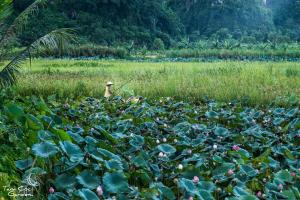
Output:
[{"xmin": 104, "ymin": 81, "xmax": 113, "ymax": 98}]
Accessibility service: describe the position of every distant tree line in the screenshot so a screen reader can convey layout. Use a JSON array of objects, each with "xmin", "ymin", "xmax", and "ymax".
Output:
[{"xmin": 10, "ymin": 0, "xmax": 300, "ymax": 49}]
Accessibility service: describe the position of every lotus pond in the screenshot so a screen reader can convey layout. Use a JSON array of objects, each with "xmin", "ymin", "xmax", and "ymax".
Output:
[{"xmin": 1, "ymin": 95, "xmax": 300, "ymax": 200}]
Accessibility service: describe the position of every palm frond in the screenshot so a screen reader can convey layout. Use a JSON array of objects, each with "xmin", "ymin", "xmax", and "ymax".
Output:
[
  {"xmin": 0, "ymin": 49, "xmax": 28, "ymax": 88},
  {"xmin": 0, "ymin": 0, "xmax": 13, "ymax": 24},
  {"xmin": 0, "ymin": 0, "xmax": 48, "ymax": 46},
  {"xmin": 31, "ymin": 28, "xmax": 77, "ymax": 51},
  {"xmin": 0, "ymin": 28, "xmax": 76, "ymax": 88}
]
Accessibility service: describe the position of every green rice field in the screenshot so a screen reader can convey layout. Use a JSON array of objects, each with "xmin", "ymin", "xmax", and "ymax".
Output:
[{"xmin": 15, "ymin": 59, "xmax": 300, "ymax": 105}]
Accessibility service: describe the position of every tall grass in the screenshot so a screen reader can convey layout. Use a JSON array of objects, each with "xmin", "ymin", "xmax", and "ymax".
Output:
[
  {"xmin": 164, "ymin": 49, "xmax": 300, "ymax": 60},
  {"xmin": 14, "ymin": 59, "xmax": 300, "ymax": 105}
]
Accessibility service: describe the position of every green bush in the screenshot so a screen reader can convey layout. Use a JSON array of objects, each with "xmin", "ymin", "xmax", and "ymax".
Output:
[
  {"xmin": 152, "ymin": 38, "xmax": 165, "ymax": 50},
  {"xmin": 34, "ymin": 44, "xmax": 129, "ymax": 58}
]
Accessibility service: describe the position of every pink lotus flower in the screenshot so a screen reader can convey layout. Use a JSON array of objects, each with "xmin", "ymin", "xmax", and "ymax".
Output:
[
  {"xmin": 187, "ymin": 149, "xmax": 192, "ymax": 154},
  {"xmin": 297, "ymin": 134, "xmax": 300, "ymax": 138},
  {"xmin": 278, "ymin": 184, "xmax": 283, "ymax": 190},
  {"xmin": 227, "ymin": 169, "xmax": 234, "ymax": 176},
  {"xmin": 188, "ymin": 197, "xmax": 193, "ymax": 200},
  {"xmin": 97, "ymin": 185, "xmax": 103, "ymax": 196},
  {"xmin": 256, "ymin": 191, "xmax": 262, "ymax": 198},
  {"xmin": 291, "ymin": 172, "xmax": 296, "ymax": 177},
  {"xmin": 193, "ymin": 176, "xmax": 199, "ymax": 184},
  {"xmin": 49, "ymin": 187, "xmax": 55, "ymax": 193},
  {"xmin": 159, "ymin": 152, "xmax": 164, "ymax": 157},
  {"xmin": 232, "ymin": 145, "xmax": 240, "ymax": 151},
  {"xmin": 162, "ymin": 138, "xmax": 167, "ymax": 142}
]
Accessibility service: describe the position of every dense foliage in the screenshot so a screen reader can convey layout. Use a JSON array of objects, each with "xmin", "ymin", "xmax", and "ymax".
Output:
[
  {"xmin": 11, "ymin": 0, "xmax": 300, "ymax": 48},
  {"xmin": 1, "ymin": 94, "xmax": 299, "ymax": 199}
]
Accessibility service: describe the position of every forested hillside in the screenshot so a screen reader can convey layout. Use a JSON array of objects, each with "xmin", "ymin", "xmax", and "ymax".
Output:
[{"xmin": 11, "ymin": 0, "xmax": 300, "ymax": 48}]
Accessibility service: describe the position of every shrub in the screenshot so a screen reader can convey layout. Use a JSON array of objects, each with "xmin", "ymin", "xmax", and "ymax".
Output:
[{"xmin": 152, "ymin": 38, "xmax": 165, "ymax": 50}]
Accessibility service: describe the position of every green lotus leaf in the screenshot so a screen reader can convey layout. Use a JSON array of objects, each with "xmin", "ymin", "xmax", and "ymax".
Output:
[
  {"xmin": 178, "ymin": 178, "xmax": 197, "ymax": 194},
  {"xmin": 132, "ymin": 153, "xmax": 148, "ymax": 168},
  {"xmin": 55, "ymin": 173, "xmax": 76, "ymax": 190},
  {"xmin": 38, "ymin": 130, "xmax": 53, "ymax": 141},
  {"xmin": 67, "ymin": 130, "xmax": 85, "ymax": 143},
  {"xmin": 274, "ymin": 170, "xmax": 293, "ymax": 183},
  {"xmin": 15, "ymin": 157, "xmax": 33, "ymax": 170},
  {"xmin": 129, "ymin": 135, "xmax": 144, "ymax": 148},
  {"xmin": 104, "ymin": 159, "xmax": 123, "ymax": 170},
  {"xmin": 173, "ymin": 122, "xmax": 191, "ymax": 135},
  {"xmin": 76, "ymin": 170, "xmax": 100, "ymax": 189},
  {"xmin": 97, "ymin": 148, "xmax": 121, "ymax": 161},
  {"xmin": 239, "ymin": 165, "xmax": 258, "ymax": 177},
  {"xmin": 273, "ymin": 108, "xmax": 285, "ymax": 115},
  {"xmin": 152, "ymin": 182, "xmax": 176, "ymax": 200},
  {"xmin": 197, "ymin": 181, "xmax": 216, "ymax": 192},
  {"xmin": 78, "ymin": 188, "xmax": 99, "ymax": 200},
  {"xmin": 273, "ymin": 118, "xmax": 285, "ymax": 125},
  {"xmin": 48, "ymin": 192, "xmax": 70, "ymax": 200},
  {"xmin": 214, "ymin": 127, "xmax": 229, "ymax": 136},
  {"xmin": 94, "ymin": 125, "xmax": 117, "ymax": 144},
  {"xmin": 26, "ymin": 114, "xmax": 44, "ymax": 130},
  {"xmin": 197, "ymin": 190, "xmax": 214, "ymax": 200},
  {"xmin": 282, "ymin": 189, "xmax": 297, "ymax": 200},
  {"xmin": 212, "ymin": 162, "xmax": 235, "ymax": 176},
  {"xmin": 233, "ymin": 187, "xmax": 251, "ymax": 197},
  {"xmin": 156, "ymin": 144, "xmax": 176, "ymax": 154},
  {"xmin": 59, "ymin": 141, "xmax": 84, "ymax": 162},
  {"xmin": 239, "ymin": 195, "xmax": 258, "ymax": 200},
  {"xmin": 205, "ymin": 111, "xmax": 219, "ymax": 119},
  {"xmin": 32, "ymin": 141, "xmax": 58, "ymax": 158},
  {"xmin": 4, "ymin": 103, "xmax": 24, "ymax": 120},
  {"xmin": 53, "ymin": 129, "xmax": 72, "ymax": 142},
  {"xmin": 103, "ymin": 171, "xmax": 129, "ymax": 193},
  {"xmin": 286, "ymin": 108, "xmax": 298, "ymax": 118}
]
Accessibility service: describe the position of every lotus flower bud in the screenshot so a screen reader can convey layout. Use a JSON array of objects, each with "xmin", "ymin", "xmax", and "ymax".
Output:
[
  {"xmin": 178, "ymin": 164, "xmax": 183, "ymax": 170},
  {"xmin": 263, "ymin": 178, "xmax": 267, "ymax": 182},
  {"xmin": 156, "ymin": 139, "xmax": 160, "ymax": 144},
  {"xmin": 187, "ymin": 149, "xmax": 192, "ymax": 154},
  {"xmin": 291, "ymin": 172, "xmax": 296, "ymax": 177},
  {"xmin": 278, "ymin": 184, "xmax": 283, "ymax": 190},
  {"xmin": 162, "ymin": 138, "xmax": 167, "ymax": 142},
  {"xmin": 227, "ymin": 169, "xmax": 234, "ymax": 176},
  {"xmin": 213, "ymin": 144, "xmax": 218, "ymax": 150},
  {"xmin": 256, "ymin": 191, "xmax": 262, "ymax": 198},
  {"xmin": 193, "ymin": 176, "xmax": 199, "ymax": 184},
  {"xmin": 159, "ymin": 152, "xmax": 164, "ymax": 157},
  {"xmin": 174, "ymin": 139, "xmax": 178, "ymax": 143},
  {"xmin": 97, "ymin": 186, "xmax": 103, "ymax": 196},
  {"xmin": 49, "ymin": 187, "xmax": 55, "ymax": 193},
  {"xmin": 188, "ymin": 197, "xmax": 193, "ymax": 200},
  {"xmin": 232, "ymin": 145, "xmax": 240, "ymax": 151}
]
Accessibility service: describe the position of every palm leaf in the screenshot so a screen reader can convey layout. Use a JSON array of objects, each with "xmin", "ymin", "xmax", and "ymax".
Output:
[
  {"xmin": 0, "ymin": 28, "xmax": 76, "ymax": 88},
  {"xmin": 0, "ymin": 0, "xmax": 48, "ymax": 46},
  {"xmin": 0, "ymin": 0, "xmax": 13, "ymax": 24},
  {"xmin": 0, "ymin": 49, "xmax": 27, "ymax": 88}
]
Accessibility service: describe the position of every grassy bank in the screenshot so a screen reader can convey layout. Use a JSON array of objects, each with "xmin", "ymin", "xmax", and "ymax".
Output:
[{"xmin": 13, "ymin": 59, "xmax": 300, "ymax": 105}]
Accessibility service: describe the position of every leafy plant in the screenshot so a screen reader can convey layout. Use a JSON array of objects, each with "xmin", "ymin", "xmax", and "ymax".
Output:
[
  {"xmin": 8, "ymin": 96, "xmax": 299, "ymax": 199},
  {"xmin": 0, "ymin": 0, "xmax": 75, "ymax": 88}
]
